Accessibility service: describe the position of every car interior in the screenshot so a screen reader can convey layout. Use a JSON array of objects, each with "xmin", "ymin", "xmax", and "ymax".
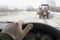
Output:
[{"xmin": 0, "ymin": 22, "xmax": 60, "ymax": 40}]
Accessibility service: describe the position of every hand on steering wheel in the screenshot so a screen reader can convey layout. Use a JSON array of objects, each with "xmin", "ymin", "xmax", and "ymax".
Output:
[{"xmin": 2, "ymin": 21, "xmax": 33, "ymax": 40}]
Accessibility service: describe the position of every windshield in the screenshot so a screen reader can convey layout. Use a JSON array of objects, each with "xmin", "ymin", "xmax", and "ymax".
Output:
[
  {"xmin": 42, "ymin": 6, "xmax": 48, "ymax": 10},
  {"xmin": 0, "ymin": 0, "xmax": 60, "ymax": 29}
]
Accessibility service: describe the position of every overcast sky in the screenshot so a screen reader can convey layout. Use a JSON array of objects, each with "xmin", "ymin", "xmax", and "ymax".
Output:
[{"xmin": 0, "ymin": 0, "xmax": 59, "ymax": 9}]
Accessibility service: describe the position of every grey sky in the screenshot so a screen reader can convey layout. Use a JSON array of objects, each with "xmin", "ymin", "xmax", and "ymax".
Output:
[{"xmin": 0, "ymin": 0, "xmax": 59, "ymax": 9}]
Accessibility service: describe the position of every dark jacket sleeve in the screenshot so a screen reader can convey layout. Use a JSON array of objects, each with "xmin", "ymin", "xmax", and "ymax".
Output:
[{"xmin": 0, "ymin": 33, "xmax": 13, "ymax": 40}]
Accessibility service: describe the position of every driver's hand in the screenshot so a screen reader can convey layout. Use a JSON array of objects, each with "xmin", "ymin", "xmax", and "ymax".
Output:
[{"xmin": 2, "ymin": 21, "xmax": 33, "ymax": 40}]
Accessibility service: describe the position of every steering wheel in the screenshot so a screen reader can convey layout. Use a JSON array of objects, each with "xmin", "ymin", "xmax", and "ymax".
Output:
[{"xmin": 22, "ymin": 23, "xmax": 60, "ymax": 40}]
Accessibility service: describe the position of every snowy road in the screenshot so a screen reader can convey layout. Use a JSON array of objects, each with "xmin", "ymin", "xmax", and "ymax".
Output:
[{"xmin": 0, "ymin": 11, "xmax": 60, "ymax": 30}]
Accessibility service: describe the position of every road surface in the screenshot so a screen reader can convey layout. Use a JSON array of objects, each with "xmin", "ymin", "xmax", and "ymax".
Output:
[{"xmin": 0, "ymin": 11, "xmax": 60, "ymax": 30}]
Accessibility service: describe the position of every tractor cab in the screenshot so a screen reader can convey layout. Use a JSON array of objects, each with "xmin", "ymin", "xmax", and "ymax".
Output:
[{"xmin": 41, "ymin": 4, "xmax": 49, "ymax": 11}]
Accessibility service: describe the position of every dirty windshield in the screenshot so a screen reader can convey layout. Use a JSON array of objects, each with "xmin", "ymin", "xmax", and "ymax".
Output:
[
  {"xmin": 0, "ymin": 0, "xmax": 60, "ymax": 29},
  {"xmin": 0, "ymin": 0, "xmax": 60, "ymax": 40}
]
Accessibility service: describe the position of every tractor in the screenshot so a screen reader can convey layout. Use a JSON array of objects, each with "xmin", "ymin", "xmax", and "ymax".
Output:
[{"xmin": 37, "ymin": 4, "xmax": 50, "ymax": 19}]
